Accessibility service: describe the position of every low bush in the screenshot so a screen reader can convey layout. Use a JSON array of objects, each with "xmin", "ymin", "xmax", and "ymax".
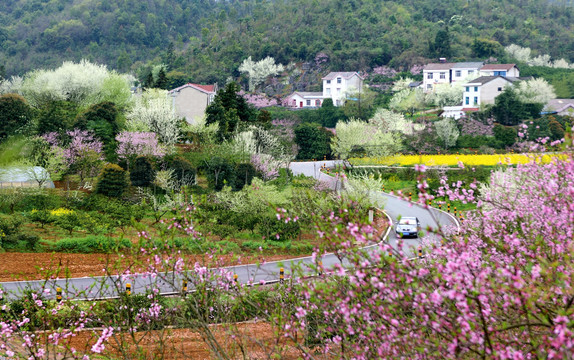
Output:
[
  {"xmin": 54, "ymin": 235, "xmax": 132, "ymax": 253},
  {"xmin": 2, "ymin": 233, "xmax": 40, "ymax": 251},
  {"xmin": 258, "ymin": 217, "xmax": 301, "ymax": 242},
  {"xmin": 95, "ymin": 164, "xmax": 129, "ymax": 198}
]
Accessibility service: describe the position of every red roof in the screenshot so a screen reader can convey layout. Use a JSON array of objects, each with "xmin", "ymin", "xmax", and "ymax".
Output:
[
  {"xmin": 480, "ymin": 64, "xmax": 516, "ymax": 71},
  {"xmin": 169, "ymin": 83, "xmax": 216, "ymax": 94}
]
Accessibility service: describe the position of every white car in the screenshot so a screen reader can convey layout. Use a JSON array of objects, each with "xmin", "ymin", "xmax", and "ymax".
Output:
[{"xmin": 395, "ymin": 217, "xmax": 421, "ymax": 238}]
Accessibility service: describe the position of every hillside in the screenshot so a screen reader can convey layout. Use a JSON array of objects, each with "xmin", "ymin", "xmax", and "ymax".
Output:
[{"xmin": 1, "ymin": 0, "xmax": 574, "ymax": 85}]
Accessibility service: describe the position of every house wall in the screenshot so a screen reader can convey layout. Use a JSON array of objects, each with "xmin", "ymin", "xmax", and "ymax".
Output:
[
  {"xmin": 172, "ymin": 87, "xmax": 212, "ymax": 123},
  {"xmin": 322, "ymin": 74, "xmax": 363, "ymax": 106},
  {"xmin": 480, "ymin": 78, "xmax": 512, "ymax": 105},
  {"xmin": 451, "ymin": 68, "xmax": 480, "ymax": 83},
  {"xmin": 462, "ymin": 78, "xmax": 512, "ymax": 107},
  {"xmin": 423, "ymin": 70, "xmax": 451, "ymax": 92}
]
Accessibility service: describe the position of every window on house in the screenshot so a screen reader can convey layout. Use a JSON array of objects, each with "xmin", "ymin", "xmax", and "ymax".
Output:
[
  {"xmin": 427, "ymin": 84, "xmax": 432, "ymax": 89},
  {"xmin": 327, "ymin": 80, "xmax": 331, "ymax": 84},
  {"xmin": 465, "ymin": 97, "xmax": 470, "ymax": 105},
  {"xmin": 474, "ymin": 86, "xmax": 478, "ymax": 92},
  {"xmin": 337, "ymin": 88, "xmax": 341, "ymax": 93},
  {"xmin": 498, "ymin": 87, "xmax": 502, "ymax": 91},
  {"xmin": 455, "ymin": 70, "xmax": 461, "ymax": 77},
  {"xmin": 427, "ymin": 72, "xmax": 433, "ymax": 79},
  {"xmin": 440, "ymin": 72, "xmax": 446, "ymax": 79},
  {"xmin": 465, "ymin": 86, "xmax": 469, "ymax": 92},
  {"xmin": 473, "ymin": 97, "xmax": 478, "ymax": 105},
  {"xmin": 326, "ymin": 88, "xmax": 331, "ymax": 95},
  {"xmin": 337, "ymin": 77, "xmax": 342, "ymax": 84},
  {"xmin": 468, "ymin": 70, "xmax": 474, "ymax": 75},
  {"xmin": 306, "ymin": 100, "xmax": 311, "ymax": 106}
]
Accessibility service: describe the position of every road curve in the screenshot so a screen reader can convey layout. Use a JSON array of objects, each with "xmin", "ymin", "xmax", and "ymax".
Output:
[{"xmin": 0, "ymin": 162, "xmax": 457, "ymax": 301}]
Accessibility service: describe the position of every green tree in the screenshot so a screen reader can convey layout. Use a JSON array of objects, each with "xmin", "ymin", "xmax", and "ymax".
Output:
[
  {"xmin": 0, "ymin": 94, "xmax": 33, "ymax": 141},
  {"xmin": 35, "ymin": 100, "xmax": 79, "ymax": 134},
  {"xmin": 75, "ymin": 102, "xmax": 121, "ymax": 160},
  {"xmin": 472, "ymin": 38, "xmax": 503, "ymax": 58},
  {"xmin": 431, "ymin": 26, "xmax": 452, "ymax": 58},
  {"xmin": 155, "ymin": 67, "xmax": 169, "ymax": 90},
  {"xmin": 95, "ymin": 164, "xmax": 129, "ymax": 198},
  {"xmin": 294, "ymin": 123, "xmax": 332, "ymax": 160},
  {"xmin": 318, "ymin": 99, "xmax": 344, "ymax": 128},
  {"xmin": 491, "ymin": 88, "xmax": 543, "ymax": 126},
  {"xmin": 493, "ymin": 123, "xmax": 517, "ymax": 147},
  {"xmin": 205, "ymin": 82, "xmax": 255, "ymax": 140},
  {"xmin": 130, "ymin": 156, "xmax": 155, "ymax": 187}
]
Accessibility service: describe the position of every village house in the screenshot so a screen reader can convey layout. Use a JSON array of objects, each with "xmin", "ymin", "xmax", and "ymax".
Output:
[
  {"xmin": 422, "ymin": 62, "xmax": 484, "ymax": 92},
  {"xmin": 168, "ymin": 83, "xmax": 217, "ymax": 123},
  {"xmin": 322, "ymin": 72, "xmax": 364, "ymax": 106},
  {"xmin": 284, "ymin": 92, "xmax": 324, "ymax": 108},
  {"xmin": 284, "ymin": 71, "xmax": 364, "ymax": 108},
  {"xmin": 479, "ymin": 64, "xmax": 520, "ymax": 77},
  {"xmin": 543, "ymin": 99, "xmax": 574, "ymax": 116}
]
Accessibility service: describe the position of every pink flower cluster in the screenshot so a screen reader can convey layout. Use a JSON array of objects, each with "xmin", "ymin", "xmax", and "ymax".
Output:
[
  {"xmin": 116, "ymin": 131, "xmax": 165, "ymax": 160},
  {"xmin": 372, "ymin": 65, "xmax": 398, "ymax": 77},
  {"xmin": 239, "ymin": 91, "xmax": 278, "ymax": 108}
]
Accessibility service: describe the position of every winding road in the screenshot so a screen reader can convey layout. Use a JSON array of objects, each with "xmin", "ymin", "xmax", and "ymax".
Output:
[{"xmin": 0, "ymin": 161, "xmax": 457, "ymax": 301}]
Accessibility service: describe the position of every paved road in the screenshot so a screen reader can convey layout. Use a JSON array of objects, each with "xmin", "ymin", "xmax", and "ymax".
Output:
[{"xmin": 0, "ymin": 162, "xmax": 457, "ymax": 301}]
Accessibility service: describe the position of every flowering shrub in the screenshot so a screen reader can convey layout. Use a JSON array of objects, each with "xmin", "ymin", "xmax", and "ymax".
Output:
[
  {"xmin": 239, "ymin": 91, "xmax": 278, "ymax": 108},
  {"xmin": 49, "ymin": 208, "xmax": 74, "ymax": 217}
]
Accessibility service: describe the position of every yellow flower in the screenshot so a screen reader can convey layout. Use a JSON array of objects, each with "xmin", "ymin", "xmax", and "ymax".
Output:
[{"xmin": 50, "ymin": 208, "xmax": 75, "ymax": 217}]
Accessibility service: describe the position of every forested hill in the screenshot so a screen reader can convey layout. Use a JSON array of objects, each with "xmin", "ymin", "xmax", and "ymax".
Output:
[{"xmin": 1, "ymin": 0, "xmax": 574, "ymax": 84}]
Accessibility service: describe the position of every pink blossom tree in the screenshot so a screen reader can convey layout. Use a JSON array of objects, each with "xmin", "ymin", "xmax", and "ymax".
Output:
[{"xmin": 116, "ymin": 131, "xmax": 166, "ymax": 169}]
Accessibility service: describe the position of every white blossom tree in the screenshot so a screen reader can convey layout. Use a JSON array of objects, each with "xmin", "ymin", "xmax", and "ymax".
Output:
[
  {"xmin": 515, "ymin": 78, "xmax": 556, "ymax": 105},
  {"xmin": 332, "ymin": 118, "xmax": 403, "ymax": 159},
  {"xmin": 19, "ymin": 60, "xmax": 133, "ymax": 109},
  {"xmin": 238, "ymin": 56, "xmax": 285, "ymax": 92},
  {"xmin": 434, "ymin": 117, "xmax": 459, "ymax": 149},
  {"xmin": 504, "ymin": 44, "xmax": 532, "ymax": 63},
  {"xmin": 126, "ymin": 89, "xmax": 181, "ymax": 145},
  {"xmin": 391, "ymin": 77, "xmax": 415, "ymax": 92}
]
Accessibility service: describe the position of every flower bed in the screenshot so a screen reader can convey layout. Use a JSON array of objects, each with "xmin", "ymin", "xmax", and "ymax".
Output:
[{"xmin": 349, "ymin": 153, "xmax": 567, "ymax": 167}]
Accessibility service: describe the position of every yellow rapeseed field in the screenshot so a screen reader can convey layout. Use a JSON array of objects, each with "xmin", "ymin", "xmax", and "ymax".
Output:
[{"xmin": 349, "ymin": 153, "xmax": 567, "ymax": 167}]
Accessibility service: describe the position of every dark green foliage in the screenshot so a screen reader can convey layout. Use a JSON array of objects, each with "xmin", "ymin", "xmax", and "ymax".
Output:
[
  {"xmin": 493, "ymin": 124, "xmax": 517, "ymax": 148},
  {"xmin": 549, "ymin": 120, "xmax": 565, "ymax": 141},
  {"xmin": 204, "ymin": 156, "xmax": 235, "ymax": 191},
  {"xmin": 491, "ymin": 88, "xmax": 543, "ymax": 126},
  {"xmin": 0, "ymin": 213, "xmax": 23, "ymax": 237},
  {"xmin": 54, "ymin": 235, "xmax": 132, "ymax": 253},
  {"xmin": 471, "ymin": 38, "xmax": 503, "ymax": 58},
  {"xmin": 430, "ymin": 26, "xmax": 452, "ymax": 58},
  {"xmin": 164, "ymin": 155, "xmax": 196, "ymax": 187},
  {"xmin": 456, "ymin": 135, "xmax": 495, "ymax": 149},
  {"xmin": 206, "ymin": 82, "xmax": 256, "ymax": 141},
  {"xmin": 294, "ymin": 123, "xmax": 332, "ymax": 160},
  {"xmin": 130, "ymin": 156, "xmax": 155, "ymax": 187},
  {"xmin": 0, "ymin": 94, "xmax": 32, "ymax": 140},
  {"xmin": 318, "ymin": 99, "xmax": 345, "ymax": 127},
  {"xmin": 15, "ymin": 190, "xmax": 62, "ymax": 211},
  {"xmin": 95, "ymin": 164, "xmax": 129, "ymax": 198},
  {"xmin": 155, "ymin": 67, "xmax": 169, "ymax": 89},
  {"xmin": 233, "ymin": 163, "xmax": 256, "ymax": 190},
  {"xmin": 2, "ymin": 233, "xmax": 40, "ymax": 251},
  {"xmin": 35, "ymin": 101, "xmax": 79, "ymax": 134},
  {"xmin": 75, "ymin": 102, "xmax": 120, "ymax": 161},
  {"xmin": 258, "ymin": 216, "xmax": 301, "ymax": 242}
]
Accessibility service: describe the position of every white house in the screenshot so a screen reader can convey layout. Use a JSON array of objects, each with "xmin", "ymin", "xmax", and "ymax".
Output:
[
  {"xmin": 423, "ymin": 62, "xmax": 484, "ymax": 92},
  {"xmin": 462, "ymin": 76, "xmax": 516, "ymax": 107},
  {"xmin": 322, "ymin": 72, "xmax": 364, "ymax": 106},
  {"xmin": 451, "ymin": 62, "xmax": 483, "ymax": 83},
  {"xmin": 284, "ymin": 92, "xmax": 324, "ymax": 108},
  {"xmin": 168, "ymin": 83, "xmax": 217, "ymax": 123},
  {"xmin": 479, "ymin": 64, "xmax": 520, "ymax": 77}
]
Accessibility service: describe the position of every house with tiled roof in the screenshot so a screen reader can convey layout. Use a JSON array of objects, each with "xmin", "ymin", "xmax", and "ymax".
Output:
[
  {"xmin": 479, "ymin": 64, "xmax": 520, "ymax": 77},
  {"xmin": 462, "ymin": 76, "xmax": 517, "ymax": 107},
  {"xmin": 422, "ymin": 62, "xmax": 484, "ymax": 92},
  {"xmin": 544, "ymin": 99, "xmax": 574, "ymax": 116},
  {"xmin": 168, "ymin": 83, "xmax": 218, "ymax": 123},
  {"xmin": 284, "ymin": 92, "xmax": 325, "ymax": 108},
  {"xmin": 322, "ymin": 72, "xmax": 364, "ymax": 106}
]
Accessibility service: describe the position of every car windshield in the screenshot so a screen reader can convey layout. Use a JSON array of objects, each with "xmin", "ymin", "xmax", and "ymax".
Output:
[{"xmin": 399, "ymin": 218, "xmax": 416, "ymax": 225}]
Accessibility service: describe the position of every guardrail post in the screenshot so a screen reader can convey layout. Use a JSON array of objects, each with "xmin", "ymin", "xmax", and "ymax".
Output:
[
  {"xmin": 280, "ymin": 268, "xmax": 284, "ymax": 284},
  {"xmin": 126, "ymin": 283, "xmax": 131, "ymax": 296},
  {"xmin": 439, "ymin": 203, "xmax": 442, "ymax": 210},
  {"xmin": 454, "ymin": 207, "xmax": 457, "ymax": 217},
  {"xmin": 56, "ymin": 287, "xmax": 62, "ymax": 303},
  {"xmin": 447, "ymin": 203, "xmax": 451, "ymax": 213},
  {"xmin": 418, "ymin": 246, "xmax": 423, "ymax": 259},
  {"xmin": 234, "ymin": 274, "xmax": 238, "ymax": 285},
  {"xmin": 182, "ymin": 280, "xmax": 188, "ymax": 294},
  {"xmin": 317, "ymin": 261, "xmax": 323, "ymax": 276},
  {"xmin": 409, "ymin": 192, "xmax": 412, "ymax": 202}
]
